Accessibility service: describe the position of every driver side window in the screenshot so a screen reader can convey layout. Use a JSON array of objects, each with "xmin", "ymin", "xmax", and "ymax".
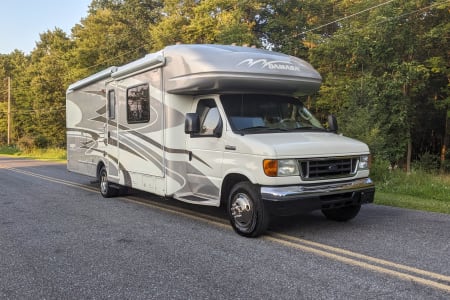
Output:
[{"xmin": 195, "ymin": 99, "xmax": 222, "ymax": 136}]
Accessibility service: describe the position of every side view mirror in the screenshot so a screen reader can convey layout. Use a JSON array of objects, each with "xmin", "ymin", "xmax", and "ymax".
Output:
[
  {"xmin": 328, "ymin": 115, "xmax": 338, "ymax": 133},
  {"xmin": 185, "ymin": 113, "xmax": 200, "ymax": 134},
  {"xmin": 213, "ymin": 118, "xmax": 223, "ymax": 138}
]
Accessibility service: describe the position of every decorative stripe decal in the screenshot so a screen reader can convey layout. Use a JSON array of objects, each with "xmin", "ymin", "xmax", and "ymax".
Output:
[
  {"xmin": 67, "ymin": 127, "xmax": 100, "ymax": 141},
  {"xmin": 86, "ymin": 90, "xmax": 106, "ymax": 96},
  {"xmin": 84, "ymin": 116, "xmax": 212, "ymax": 169}
]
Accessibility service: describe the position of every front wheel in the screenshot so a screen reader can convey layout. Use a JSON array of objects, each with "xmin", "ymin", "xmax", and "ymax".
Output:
[
  {"xmin": 228, "ymin": 182, "xmax": 269, "ymax": 237},
  {"xmin": 99, "ymin": 166, "xmax": 117, "ymax": 198},
  {"xmin": 322, "ymin": 204, "xmax": 361, "ymax": 222}
]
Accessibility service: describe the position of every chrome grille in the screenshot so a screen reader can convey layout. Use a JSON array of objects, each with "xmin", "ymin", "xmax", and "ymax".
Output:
[{"xmin": 299, "ymin": 157, "xmax": 358, "ymax": 180}]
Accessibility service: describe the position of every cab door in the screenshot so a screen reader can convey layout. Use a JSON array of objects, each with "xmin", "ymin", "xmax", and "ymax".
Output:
[{"xmin": 185, "ymin": 97, "xmax": 224, "ymax": 203}]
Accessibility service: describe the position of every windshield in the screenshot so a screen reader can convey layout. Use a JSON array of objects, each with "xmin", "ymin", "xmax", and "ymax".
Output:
[{"xmin": 220, "ymin": 94, "xmax": 324, "ymax": 133}]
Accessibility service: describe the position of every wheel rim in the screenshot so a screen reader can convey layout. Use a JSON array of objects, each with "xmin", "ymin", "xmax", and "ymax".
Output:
[
  {"xmin": 100, "ymin": 170, "xmax": 108, "ymax": 195},
  {"xmin": 230, "ymin": 192, "xmax": 254, "ymax": 228}
]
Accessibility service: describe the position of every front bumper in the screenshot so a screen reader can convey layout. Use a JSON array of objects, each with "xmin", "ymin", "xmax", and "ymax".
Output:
[{"xmin": 261, "ymin": 178, "xmax": 375, "ymax": 216}]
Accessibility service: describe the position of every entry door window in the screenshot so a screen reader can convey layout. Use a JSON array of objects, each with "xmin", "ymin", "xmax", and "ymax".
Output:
[{"xmin": 107, "ymin": 90, "xmax": 116, "ymax": 120}]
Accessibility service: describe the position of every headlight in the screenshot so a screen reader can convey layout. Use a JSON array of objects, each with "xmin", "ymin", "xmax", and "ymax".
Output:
[
  {"xmin": 358, "ymin": 155, "xmax": 370, "ymax": 170},
  {"xmin": 263, "ymin": 159, "xmax": 299, "ymax": 177}
]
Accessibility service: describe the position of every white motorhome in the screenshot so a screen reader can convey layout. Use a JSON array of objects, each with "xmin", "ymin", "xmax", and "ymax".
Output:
[{"xmin": 66, "ymin": 44, "xmax": 375, "ymax": 237}]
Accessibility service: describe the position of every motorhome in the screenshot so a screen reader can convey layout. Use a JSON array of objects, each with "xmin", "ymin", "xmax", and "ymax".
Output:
[{"xmin": 66, "ymin": 44, "xmax": 375, "ymax": 237}]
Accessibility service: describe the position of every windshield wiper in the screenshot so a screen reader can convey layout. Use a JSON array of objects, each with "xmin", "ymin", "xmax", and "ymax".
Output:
[
  {"xmin": 236, "ymin": 126, "xmax": 288, "ymax": 133},
  {"xmin": 289, "ymin": 126, "xmax": 325, "ymax": 131},
  {"xmin": 238, "ymin": 126, "xmax": 269, "ymax": 131}
]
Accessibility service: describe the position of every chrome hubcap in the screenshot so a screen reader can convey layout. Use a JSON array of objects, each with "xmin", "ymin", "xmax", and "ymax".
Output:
[
  {"xmin": 100, "ymin": 172, "xmax": 108, "ymax": 194},
  {"xmin": 231, "ymin": 193, "xmax": 253, "ymax": 226}
]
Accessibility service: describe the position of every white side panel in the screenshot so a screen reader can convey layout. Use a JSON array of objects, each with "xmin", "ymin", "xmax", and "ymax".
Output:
[
  {"xmin": 66, "ymin": 80, "xmax": 107, "ymax": 178},
  {"xmin": 110, "ymin": 69, "xmax": 167, "ymax": 195},
  {"xmin": 163, "ymin": 93, "xmax": 193, "ymax": 196}
]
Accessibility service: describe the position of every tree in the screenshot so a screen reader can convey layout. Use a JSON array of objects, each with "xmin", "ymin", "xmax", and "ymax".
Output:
[
  {"xmin": 148, "ymin": 0, "xmax": 260, "ymax": 51},
  {"xmin": 0, "ymin": 0, "xmax": 447, "ymax": 172},
  {"xmin": 420, "ymin": 4, "xmax": 450, "ymax": 172},
  {"xmin": 27, "ymin": 29, "xmax": 74, "ymax": 147},
  {"xmin": 0, "ymin": 51, "xmax": 31, "ymax": 145},
  {"xmin": 309, "ymin": 0, "xmax": 449, "ymax": 171},
  {"xmin": 71, "ymin": 0, "xmax": 162, "ymax": 76}
]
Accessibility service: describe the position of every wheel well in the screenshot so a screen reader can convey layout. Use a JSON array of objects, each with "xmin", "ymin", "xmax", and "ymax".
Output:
[
  {"xmin": 96, "ymin": 162, "xmax": 105, "ymax": 180},
  {"xmin": 220, "ymin": 173, "xmax": 250, "ymax": 208}
]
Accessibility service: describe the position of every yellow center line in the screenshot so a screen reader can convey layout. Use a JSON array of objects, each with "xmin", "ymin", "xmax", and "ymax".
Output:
[
  {"xmin": 263, "ymin": 235, "xmax": 450, "ymax": 293},
  {"xmin": 5, "ymin": 167, "xmax": 98, "ymax": 193},
  {"xmin": 269, "ymin": 232, "xmax": 450, "ymax": 284},
  {"xmin": 4, "ymin": 166, "xmax": 450, "ymax": 293}
]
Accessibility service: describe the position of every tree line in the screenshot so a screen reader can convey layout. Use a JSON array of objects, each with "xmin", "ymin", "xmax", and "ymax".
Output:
[{"xmin": 0, "ymin": 0, "xmax": 449, "ymax": 172}]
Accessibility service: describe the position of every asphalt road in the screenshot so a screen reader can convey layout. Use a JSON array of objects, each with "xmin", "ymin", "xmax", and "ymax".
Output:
[{"xmin": 0, "ymin": 156, "xmax": 449, "ymax": 299}]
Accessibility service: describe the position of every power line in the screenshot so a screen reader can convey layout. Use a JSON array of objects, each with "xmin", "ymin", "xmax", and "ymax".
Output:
[
  {"xmin": 301, "ymin": 0, "xmax": 450, "ymax": 43},
  {"xmin": 299, "ymin": 0, "xmax": 450, "ymax": 40},
  {"xmin": 337, "ymin": 0, "xmax": 450, "ymax": 37},
  {"xmin": 301, "ymin": 0, "xmax": 397, "ymax": 35}
]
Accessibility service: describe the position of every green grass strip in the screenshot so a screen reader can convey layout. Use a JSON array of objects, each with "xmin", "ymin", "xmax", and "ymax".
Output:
[
  {"xmin": 375, "ymin": 191, "xmax": 450, "ymax": 215},
  {"xmin": 0, "ymin": 147, "xmax": 66, "ymax": 161}
]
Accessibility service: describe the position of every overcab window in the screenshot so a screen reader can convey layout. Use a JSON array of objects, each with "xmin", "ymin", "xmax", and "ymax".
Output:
[{"xmin": 127, "ymin": 84, "xmax": 150, "ymax": 123}]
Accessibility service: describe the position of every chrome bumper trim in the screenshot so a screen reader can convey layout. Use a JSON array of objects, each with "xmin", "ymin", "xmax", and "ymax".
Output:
[{"xmin": 261, "ymin": 178, "xmax": 374, "ymax": 202}]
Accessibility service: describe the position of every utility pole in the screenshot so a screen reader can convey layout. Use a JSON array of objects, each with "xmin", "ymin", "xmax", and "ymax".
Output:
[{"xmin": 7, "ymin": 76, "xmax": 11, "ymax": 145}]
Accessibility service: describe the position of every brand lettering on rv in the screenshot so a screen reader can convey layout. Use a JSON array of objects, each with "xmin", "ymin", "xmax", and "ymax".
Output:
[{"xmin": 237, "ymin": 59, "xmax": 300, "ymax": 72}]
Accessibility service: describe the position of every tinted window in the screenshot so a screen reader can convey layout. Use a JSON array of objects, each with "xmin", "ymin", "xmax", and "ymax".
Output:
[
  {"xmin": 127, "ymin": 84, "xmax": 150, "ymax": 123},
  {"xmin": 221, "ymin": 94, "xmax": 323, "ymax": 132},
  {"xmin": 107, "ymin": 90, "xmax": 116, "ymax": 120},
  {"xmin": 196, "ymin": 99, "xmax": 221, "ymax": 136}
]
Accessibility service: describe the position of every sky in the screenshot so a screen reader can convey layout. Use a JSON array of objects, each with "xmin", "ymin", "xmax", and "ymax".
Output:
[{"xmin": 0, "ymin": 0, "xmax": 92, "ymax": 54}]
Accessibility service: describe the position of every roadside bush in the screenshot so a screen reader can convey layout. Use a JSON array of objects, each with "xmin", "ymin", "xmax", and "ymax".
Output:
[
  {"xmin": 0, "ymin": 145, "xmax": 20, "ymax": 155},
  {"xmin": 0, "ymin": 133, "xmax": 6, "ymax": 145},
  {"xmin": 441, "ymin": 160, "xmax": 450, "ymax": 173},
  {"xmin": 34, "ymin": 135, "xmax": 50, "ymax": 149},
  {"xmin": 413, "ymin": 152, "xmax": 440, "ymax": 173},
  {"xmin": 16, "ymin": 136, "xmax": 35, "ymax": 153},
  {"xmin": 369, "ymin": 158, "xmax": 391, "ymax": 183}
]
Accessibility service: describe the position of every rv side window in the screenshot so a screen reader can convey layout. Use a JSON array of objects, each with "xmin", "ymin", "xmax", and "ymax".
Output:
[
  {"xmin": 107, "ymin": 90, "xmax": 116, "ymax": 120},
  {"xmin": 127, "ymin": 84, "xmax": 150, "ymax": 123},
  {"xmin": 195, "ymin": 99, "xmax": 221, "ymax": 136}
]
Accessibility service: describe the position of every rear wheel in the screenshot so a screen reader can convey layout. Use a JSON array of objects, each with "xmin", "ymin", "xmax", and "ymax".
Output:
[
  {"xmin": 99, "ymin": 166, "xmax": 117, "ymax": 198},
  {"xmin": 322, "ymin": 204, "xmax": 361, "ymax": 222},
  {"xmin": 228, "ymin": 182, "xmax": 269, "ymax": 237}
]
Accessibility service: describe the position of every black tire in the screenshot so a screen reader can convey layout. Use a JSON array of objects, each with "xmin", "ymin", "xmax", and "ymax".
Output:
[
  {"xmin": 99, "ymin": 166, "xmax": 118, "ymax": 198},
  {"xmin": 227, "ymin": 182, "xmax": 269, "ymax": 237},
  {"xmin": 322, "ymin": 204, "xmax": 361, "ymax": 222}
]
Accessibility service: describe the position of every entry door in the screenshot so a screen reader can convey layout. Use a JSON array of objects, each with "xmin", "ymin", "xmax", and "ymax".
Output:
[
  {"xmin": 185, "ymin": 98, "xmax": 224, "ymax": 201},
  {"xmin": 105, "ymin": 89, "xmax": 120, "ymax": 182}
]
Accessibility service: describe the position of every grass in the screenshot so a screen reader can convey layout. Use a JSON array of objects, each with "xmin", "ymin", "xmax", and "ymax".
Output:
[
  {"xmin": 0, "ymin": 145, "xmax": 20, "ymax": 155},
  {"xmin": 375, "ymin": 192, "xmax": 450, "ymax": 214},
  {"xmin": 371, "ymin": 160, "xmax": 450, "ymax": 215},
  {"xmin": 0, "ymin": 146, "xmax": 66, "ymax": 160}
]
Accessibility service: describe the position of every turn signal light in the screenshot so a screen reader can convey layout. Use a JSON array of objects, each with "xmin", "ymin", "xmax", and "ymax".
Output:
[{"xmin": 263, "ymin": 159, "xmax": 278, "ymax": 177}]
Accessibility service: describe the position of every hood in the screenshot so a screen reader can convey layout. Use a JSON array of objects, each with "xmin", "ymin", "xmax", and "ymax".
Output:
[{"xmin": 231, "ymin": 132, "xmax": 370, "ymax": 158}]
